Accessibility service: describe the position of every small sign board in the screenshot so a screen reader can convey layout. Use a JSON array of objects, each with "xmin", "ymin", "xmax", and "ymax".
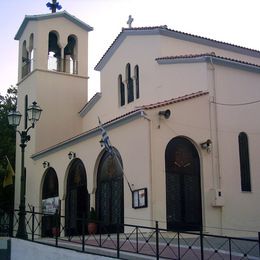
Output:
[
  {"xmin": 42, "ymin": 196, "xmax": 60, "ymax": 215},
  {"xmin": 132, "ymin": 188, "xmax": 148, "ymax": 209}
]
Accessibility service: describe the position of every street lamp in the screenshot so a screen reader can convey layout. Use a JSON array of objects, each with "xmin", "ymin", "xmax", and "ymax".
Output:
[{"xmin": 8, "ymin": 101, "xmax": 42, "ymax": 239}]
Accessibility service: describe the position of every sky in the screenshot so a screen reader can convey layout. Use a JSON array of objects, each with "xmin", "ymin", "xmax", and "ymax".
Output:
[{"xmin": 1, "ymin": 0, "xmax": 260, "ymax": 99}]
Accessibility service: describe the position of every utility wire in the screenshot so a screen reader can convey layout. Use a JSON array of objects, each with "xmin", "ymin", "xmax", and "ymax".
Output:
[{"xmin": 212, "ymin": 99, "xmax": 260, "ymax": 106}]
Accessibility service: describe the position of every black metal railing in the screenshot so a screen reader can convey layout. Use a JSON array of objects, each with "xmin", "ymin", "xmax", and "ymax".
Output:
[
  {"xmin": 1, "ymin": 209, "xmax": 259, "ymax": 259},
  {"xmin": 48, "ymin": 56, "xmax": 78, "ymax": 74}
]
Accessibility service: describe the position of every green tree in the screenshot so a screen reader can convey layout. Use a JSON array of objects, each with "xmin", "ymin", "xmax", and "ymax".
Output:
[{"xmin": 0, "ymin": 85, "xmax": 17, "ymax": 211}]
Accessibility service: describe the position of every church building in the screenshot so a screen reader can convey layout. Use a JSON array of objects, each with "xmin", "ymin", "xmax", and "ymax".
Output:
[{"xmin": 13, "ymin": 7, "xmax": 260, "ymax": 237}]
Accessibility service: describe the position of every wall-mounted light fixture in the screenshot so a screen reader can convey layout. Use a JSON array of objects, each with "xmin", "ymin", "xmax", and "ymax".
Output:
[
  {"xmin": 42, "ymin": 161, "xmax": 50, "ymax": 168},
  {"xmin": 200, "ymin": 139, "xmax": 212, "ymax": 152},
  {"xmin": 68, "ymin": 151, "xmax": 76, "ymax": 160},
  {"xmin": 158, "ymin": 109, "xmax": 171, "ymax": 119}
]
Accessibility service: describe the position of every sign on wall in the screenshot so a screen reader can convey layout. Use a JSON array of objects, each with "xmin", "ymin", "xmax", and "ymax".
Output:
[
  {"xmin": 42, "ymin": 196, "xmax": 60, "ymax": 215},
  {"xmin": 132, "ymin": 188, "xmax": 148, "ymax": 209}
]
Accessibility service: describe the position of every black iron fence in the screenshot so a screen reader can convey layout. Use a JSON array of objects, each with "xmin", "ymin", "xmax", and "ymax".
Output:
[{"xmin": 1, "ymin": 209, "xmax": 259, "ymax": 259}]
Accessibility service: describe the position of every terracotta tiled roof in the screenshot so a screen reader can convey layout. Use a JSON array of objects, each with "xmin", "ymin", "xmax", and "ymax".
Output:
[
  {"xmin": 136, "ymin": 91, "xmax": 209, "ymax": 110},
  {"xmin": 156, "ymin": 53, "xmax": 260, "ymax": 69}
]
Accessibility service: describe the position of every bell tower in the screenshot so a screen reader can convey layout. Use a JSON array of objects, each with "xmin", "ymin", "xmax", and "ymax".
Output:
[{"xmin": 15, "ymin": 10, "xmax": 93, "ymax": 152}]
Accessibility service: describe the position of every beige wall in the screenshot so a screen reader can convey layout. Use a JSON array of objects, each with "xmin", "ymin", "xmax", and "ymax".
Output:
[
  {"xmin": 210, "ymin": 64, "xmax": 260, "ymax": 234},
  {"xmin": 15, "ymin": 20, "xmax": 260, "ymax": 237},
  {"xmin": 23, "ymin": 117, "xmax": 153, "ymax": 228}
]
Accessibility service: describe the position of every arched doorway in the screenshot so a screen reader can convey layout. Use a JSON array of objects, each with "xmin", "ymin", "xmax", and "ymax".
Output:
[
  {"xmin": 165, "ymin": 137, "xmax": 202, "ymax": 231},
  {"xmin": 41, "ymin": 167, "xmax": 59, "ymax": 237},
  {"xmin": 65, "ymin": 159, "xmax": 89, "ymax": 236},
  {"xmin": 96, "ymin": 151, "xmax": 124, "ymax": 233}
]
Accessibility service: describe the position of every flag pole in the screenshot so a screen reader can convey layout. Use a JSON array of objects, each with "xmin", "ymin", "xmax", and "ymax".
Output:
[
  {"xmin": 111, "ymin": 150, "xmax": 133, "ymax": 193},
  {"xmin": 98, "ymin": 117, "xmax": 133, "ymax": 193}
]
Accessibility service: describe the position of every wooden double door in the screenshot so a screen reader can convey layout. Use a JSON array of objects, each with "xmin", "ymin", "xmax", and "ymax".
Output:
[
  {"xmin": 165, "ymin": 137, "xmax": 202, "ymax": 231},
  {"xmin": 65, "ymin": 159, "xmax": 89, "ymax": 236},
  {"xmin": 96, "ymin": 152, "xmax": 124, "ymax": 233}
]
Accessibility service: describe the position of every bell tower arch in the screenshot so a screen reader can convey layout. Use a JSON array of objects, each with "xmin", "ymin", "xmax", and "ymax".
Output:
[{"xmin": 15, "ymin": 11, "xmax": 93, "ymax": 152}]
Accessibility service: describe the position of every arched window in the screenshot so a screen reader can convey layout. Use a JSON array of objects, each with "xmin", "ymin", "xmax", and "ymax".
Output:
[
  {"xmin": 42, "ymin": 168, "xmax": 59, "ymax": 200},
  {"xmin": 41, "ymin": 168, "xmax": 59, "ymax": 237},
  {"xmin": 118, "ymin": 74, "xmax": 125, "ymax": 106},
  {"xmin": 48, "ymin": 31, "xmax": 61, "ymax": 71},
  {"xmin": 29, "ymin": 33, "xmax": 34, "ymax": 72},
  {"xmin": 64, "ymin": 35, "xmax": 78, "ymax": 74},
  {"xmin": 22, "ymin": 40, "xmax": 29, "ymax": 78},
  {"xmin": 126, "ymin": 63, "xmax": 134, "ymax": 103},
  {"xmin": 134, "ymin": 65, "xmax": 140, "ymax": 99},
  {"xmin": 238, "ymin": 132, "xmax": 251, "ymax": 191}
]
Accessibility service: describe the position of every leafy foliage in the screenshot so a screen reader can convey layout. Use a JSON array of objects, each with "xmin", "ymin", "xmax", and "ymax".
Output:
[{"xmin": 0, "ymin": 85, "xmax": 17, "ymax": 211}]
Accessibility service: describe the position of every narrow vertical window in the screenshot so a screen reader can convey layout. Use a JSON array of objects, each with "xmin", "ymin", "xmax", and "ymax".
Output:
[
  {"xmin": 238, "ymin": 132, "xmax": 251, "ymax": 191},
  {"xmin": 118, "ymin": 74, "xmax": 125, "ymax": 106},
  {"xmin": 126, "ymin": 63, "xmax": 134, "ymax": 103},
  {"xmin": 134, "ymin": 65, "xmax": 140, "ymax": 99}
]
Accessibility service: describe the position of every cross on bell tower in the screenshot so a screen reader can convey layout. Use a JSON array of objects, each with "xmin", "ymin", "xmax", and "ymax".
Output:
[{"xmin": 46, "ymin": 0, "xmax": 62, "ymax": 13}]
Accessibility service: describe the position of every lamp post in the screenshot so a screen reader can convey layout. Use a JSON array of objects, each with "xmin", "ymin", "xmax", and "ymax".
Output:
[{"xmin": 8, "ymin": 101, "xmax": 42, "ymax": 239}]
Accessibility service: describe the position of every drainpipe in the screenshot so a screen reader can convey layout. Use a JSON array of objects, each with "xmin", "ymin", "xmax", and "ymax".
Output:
[
  {"xmin": 208, "ymin": 57, "xmax": 221, "ymax": 190},
  {"xmin": 140, "ymin": 110, "xmax": 154, "ymax": 226},
  {"xmin": 208, "ymin": 56, "xmax": 223, "ymax": 234}
]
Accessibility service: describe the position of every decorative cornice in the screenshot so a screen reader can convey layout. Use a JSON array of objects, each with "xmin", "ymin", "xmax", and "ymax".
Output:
[
  {"xmin": 79, "ymin": 92, "xmax": 102, "ymax": 117},
  {"xmin": 136, "ymin": 91, "xmax": 209, "ymax": 110},
  {"xmin": 15, "ymin": 10, "xmax": 93, "ymax": 40},
  {"xmin": 156, "ymin": 53, "xmax": 260, "ymax": 73},
  {"xmin": 17, "ymin": 68, "xmax": 89, "ymax": 86}
]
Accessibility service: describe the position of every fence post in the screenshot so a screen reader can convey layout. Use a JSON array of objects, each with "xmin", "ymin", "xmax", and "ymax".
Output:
[
  {"xmin": 136, "ymin": 226, "xmax": 139, "ymax": 253},
  {"xmin": 155, "ymin": 221, "xmax": 159, "ymax": 260},
  {"xmin": 8, "ymin": 209, "xmax": 14, "ymax": 237},
  {"xmin": 32, "ymin": 207, "xmax": 35, "ymax": 241},
  {"xmin": 116, "ymin": 219, "xmax": 120, "ymax": 259},
  {"xmin": 200, "ymin": 229, "xmax": 204, "ymax": 260},
  {"xmin": 178, "ymin": 231, "xmax": 180, "ymax": 260},
  {"xmin": 258, "ymin": 232, "xmax": 260, "ymax": 258},
  {"xmin": 229, "ymin": 237, "xmax": 232, "ymax": 260},
  {"xmin": 82, "ymin": 214, "xmax": 85, "ymax": 252},
  {"xmin": 54, "ymin": 209, "xmax": 59, "ymax": 247}
]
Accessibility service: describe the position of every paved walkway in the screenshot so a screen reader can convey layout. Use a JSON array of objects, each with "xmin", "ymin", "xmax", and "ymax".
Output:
[{"xmin": 36, "ymin": 234, "xmax": 259, "ymax": 259}]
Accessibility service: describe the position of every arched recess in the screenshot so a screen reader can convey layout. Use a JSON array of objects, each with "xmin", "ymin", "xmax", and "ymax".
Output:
[
  {"xmin": 48, "ymin": 31, "xmax": 61, "ymax": 71},
  {"xmin": 65, "ymin": 158, "xmax": 89, "ymax": 236},
  {"xmin": 22, "ymin": 40, "xmax": 29, "ymax": 78},
  {"xmin": 29, "ymin": 33, "xmax": 34, "ymax": 72},
  {"xmin": 64, "ymin": 34, "xmax": 78, "ymax": 74},
  {"xmin": 41, "ymin": 167, "xmax": 59, "ymax": 237},
  {"xmin": 96, "ymin": 149, "xmax": 124, "ymax": 233},
  {"xmin": 165, "ymin": 136, "xmax": 202, "ymax": 231}
]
